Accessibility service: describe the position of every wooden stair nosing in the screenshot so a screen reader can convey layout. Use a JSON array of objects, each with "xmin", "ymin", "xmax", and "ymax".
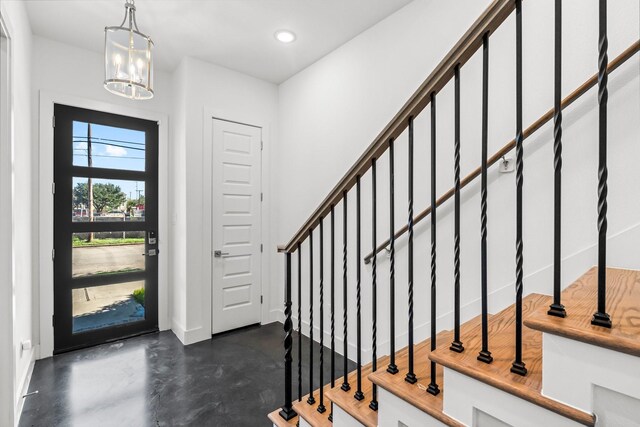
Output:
[
  {"xmin": 429, "ymin": 293, "xmax": 595, "ymax": 426},
  {"xmin": 325, "ymin": 355, "xmax": 389, "ymax": 427},
  {"xmin": 267, "ymin": 408, "xmax": 298, "ymax": 427},
  {"xmin": 368, "ymin": 315, "xmax": 486, "ymax": 427},
  {"xmin": 524, "ymin": 267, "xmax": 640, "ymax": 358},
  {"xmin": 292, "ymin": 382, "xmax": 334, "ymax": 427}
]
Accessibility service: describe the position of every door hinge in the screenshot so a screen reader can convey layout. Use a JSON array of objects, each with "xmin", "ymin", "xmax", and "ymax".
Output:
[
  {"xmin": 51, "ymin": 249, "xmax": 55, "ymax": 261},
  {"xmin": 261, "ymin": 295, "xmax": 263, "ymax": 304},
  {"xmin": 52, "ymin": 115, "xmax": 55, "ymax": 128},
  {"xmin": 261, "ymin": 140, "xmax": 263, "ymax": 150},
  {"xmin": 260, "ymin": 243, "xmax": 263, "ymax": 253},
  {"xmin": 260, "ymin": 192, "xmax": 263, "ymax": 202},
  {"xmin": 51, "ymin": 182, "xmax": 55, "ymax": 194},
  {"xmin": 52, "ymin": 314, "xmax": 55, "ymax": 327}
]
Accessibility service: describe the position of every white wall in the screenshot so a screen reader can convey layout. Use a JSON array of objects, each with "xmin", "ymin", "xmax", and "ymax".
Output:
[
  {"xmin": 273, "ymin": 0, "xmax": 640, "ymax": 363},
  {"xmin": 0, "ymin": 1, "xmax": 33, "ymax": 424},
  {"xmin": 170, "ymin": 56, "xmax": 279, "ymax": 344}
]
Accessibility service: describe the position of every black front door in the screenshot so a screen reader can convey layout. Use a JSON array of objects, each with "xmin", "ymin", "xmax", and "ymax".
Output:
[{"xmin": 53, "ymin": 104, "xmax": 159, "ymax": 353}]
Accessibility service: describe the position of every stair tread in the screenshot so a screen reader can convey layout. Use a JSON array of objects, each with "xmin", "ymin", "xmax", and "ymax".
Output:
[
  {"xmin": 267, "ymin": 409, "xmax": 298, "ymax": 427},
  {"xmin": 525, "ymin": 267, "xmax": 640, "ymax": 357},
  {"xmin": 291, "ymin": 382, "xmax": 334, "ymax": 427},
  {"xmin": 430, "ymin": 293, "xmax": 594, "ymax": 426},
  {"xmin": 368, "ymin": 316, "xmax": 485, "ymax": 427},
  {"xmin": 325, "ymin": 355, "xmax": 389, "ymax": 427}
]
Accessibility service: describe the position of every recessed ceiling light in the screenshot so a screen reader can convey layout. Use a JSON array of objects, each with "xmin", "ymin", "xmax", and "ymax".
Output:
[{"xmin": 275, "ymin": 30, "xmax": 296, "ymax": 44}]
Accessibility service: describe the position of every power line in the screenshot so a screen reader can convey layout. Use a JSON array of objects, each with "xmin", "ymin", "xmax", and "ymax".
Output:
[
  {"xmin": 73, "ymin": 135, "xmax": 145, "ymax": 146},
  {"xmin": 72, "ymin": 140, "xmax": 145, "ymax": 151}
]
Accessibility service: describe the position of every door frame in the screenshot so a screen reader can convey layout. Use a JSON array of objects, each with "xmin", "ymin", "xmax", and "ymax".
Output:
[
  {"xmin": 202, "ymin": 107, "xmax": 272, "ymax": 335},
  {"xmin": 39, "ymin": 91, "xmax": 169, "ymax": 358},
  {"xmin": 0, "ymin": 12, "xmax": 15, "ymax": 426}
]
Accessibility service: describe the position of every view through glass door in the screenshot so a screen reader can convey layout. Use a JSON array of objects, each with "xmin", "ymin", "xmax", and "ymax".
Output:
[{"xmin": 53, "ymin": 104, "xmax": 158, "ymax": 353}]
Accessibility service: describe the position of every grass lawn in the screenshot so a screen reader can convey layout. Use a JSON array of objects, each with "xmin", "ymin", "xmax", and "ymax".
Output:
[{"xmin": 72, "ymin": 237, "xmax": 145, "ymax": 247}]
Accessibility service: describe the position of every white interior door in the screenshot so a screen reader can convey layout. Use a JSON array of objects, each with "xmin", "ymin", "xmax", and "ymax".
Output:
[{"xmin": 211, "ymin": 118, "xmax": 262, "ymax": 334}]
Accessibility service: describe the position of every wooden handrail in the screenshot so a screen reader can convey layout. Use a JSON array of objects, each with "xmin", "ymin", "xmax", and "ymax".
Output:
[
  {"xmin": 278, "ymin": 0, "xmax": 516, "ymax": 253},
  {"xmin": 363, "ymin": 39, "xmax": 640, "ymax": 264}
]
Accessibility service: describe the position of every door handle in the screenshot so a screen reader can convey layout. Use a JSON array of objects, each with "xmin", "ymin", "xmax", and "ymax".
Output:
[{"xmin": 214, "ymin": 250, "xmax": 230, "ymax": 258}]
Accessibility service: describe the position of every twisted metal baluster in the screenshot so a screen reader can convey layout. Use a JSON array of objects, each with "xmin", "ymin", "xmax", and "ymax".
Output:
[
  {"xmin": 450, "ymin": 65, "xmax": 464, "ymax": 353},
  {"xmin": 318, "ymin": 219, "xmax": 326, "ymax": 413},
  {"xmin": 511, "ymin": 0, "xmax": 527, "ymax": 376},
  {"xmin": 387, "ymin": 138, "xmax": 399, "ymax": 373},
  {"xmin": 592, "ymin": 0, "xmax": 612, "ymax": 328},
  {"xmin": 279, "ymin": 253, "xmax": 296, "ymax": 420},
  {"xmin": 477, "ymin": 33, "xmax": 493, "ymax": 365},
  {"xmin": 427, "ymin": 93, "xmax": 441, "ymax": 395},
  {"xmin": 370, "ymin": 159, "xmax": 379, "ymax": 410},
  {"xmin": 341, "ymin": 192, "xmax": 351, "ymax": 392},
  {"xmin": 405, "ymin": 116, "xmax": 418, "ymax": 384},
  {"xmin": 329, "ymin": 205, "xmax": 335, "ymax": 421},
  {"xmin": 354, "ymin": 175, "xmax": 364, "ymax": 401},
  {"xmin": 307, "ymin": 230, "xmax": 316, "ymax": 405},
  {"xmin": 297, "ymin": 243, "xmax": 303, "ymax": 401},
  {"xmin": 548, "ymin": 0, "xmax": 567, "ymax": 319}
]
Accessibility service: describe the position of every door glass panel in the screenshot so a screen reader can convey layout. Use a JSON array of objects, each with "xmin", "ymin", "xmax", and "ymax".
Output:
[
  {"xmin": 72, "ymin": 231, "xmax": 145, "ymax": 278},
  {"xmin": 72, "ymin": 177, "xmax": 145, "ymax": 222},
  {"xmin": 73, "ymin": 121, "xmax": 145, "ymax": 171},
  {"xmin": 72, "ymin": 280, "xmax": 146, "ymax": 333}
]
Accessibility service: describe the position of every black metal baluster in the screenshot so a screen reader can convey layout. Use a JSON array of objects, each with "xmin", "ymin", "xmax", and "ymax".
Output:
[
  {"xmin": 450, "ymin": 65, "xmax": 464, "ymax": 353},
  {"xmin": 548, "ymin": 0, "xmax": 567, "ymax": 319},
  {"xmin": 370, "ymin": 159, "xmax": 379, "ymax": 410},
  {"xmin": 405, "ymin": 116, "xmax": 418, "ymax": 384},
  {"xmin": 298, "ymin": 243, "xmax": 303, "ymax": 401},
  {"xmin": 387, "ymin": 138, "xmax": 399, "ymax": 374},
  {"xmin": 341, "ymin": 192, "xmax": 351, "ymax": 392},
  {"xmin": 355, "ymin": 175, "xmax": 365, "ymax": 401},
  {"xmin": 329, "ymin": 205, "xmax": 336, "ymax": 421},
  {"xmin": 511, "ymin": 0, "xmax": 527, "ymax": 377},
  {"xmin": 592, "ymin": 0, "xmax": 612, "ymax": 328},
  {"xmin": 308, "ymin": 230, "xmax": 316, "ymax": 405},
  {"xmin": 318, "ymin": 219, "xmax": 326, "ymax": 413},
  {"xmin": 427, "ymin": 93, "xmax": 441, "ymax": 395},
  {"xmin": 477, "ymin": 33, "xmax": 493, "ymax": 364},
  {"xmin": 279, "ymin": 252, "xmax": 296, "ymax": 420}
]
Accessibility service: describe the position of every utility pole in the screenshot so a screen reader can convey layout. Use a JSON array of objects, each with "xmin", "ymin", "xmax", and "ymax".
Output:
[{"xmin": 87, "ymin": 123, "xmax": 94, "ymax": 242}]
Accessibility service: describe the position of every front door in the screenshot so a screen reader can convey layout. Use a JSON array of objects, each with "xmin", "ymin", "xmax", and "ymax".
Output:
[
  {"xmin": 211, "ymin": 118, "xmax": 262, "ymax": 334},
  {"xmin": 53, "ymin": 104, "xmax": 159, "ymax": 353}
]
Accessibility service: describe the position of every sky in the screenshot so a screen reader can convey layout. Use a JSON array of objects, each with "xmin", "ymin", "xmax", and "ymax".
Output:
[{"xmin": 72, "ymin": 121, "xmax": 146, "ymax": 203}]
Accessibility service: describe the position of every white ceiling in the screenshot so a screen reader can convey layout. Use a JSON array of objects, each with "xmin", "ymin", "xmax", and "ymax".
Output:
[{"xmin": 23, "ymin": 0, "xmax": 413, "ymax": 83}]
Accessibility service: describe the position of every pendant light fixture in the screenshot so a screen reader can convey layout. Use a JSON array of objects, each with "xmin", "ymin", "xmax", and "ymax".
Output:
[{"xmin": 104, "ymin": 0, "xmax": 154, "ymax": 100}]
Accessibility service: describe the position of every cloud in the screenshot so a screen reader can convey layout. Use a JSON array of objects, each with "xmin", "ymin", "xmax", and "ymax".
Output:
[
  {"xmin": 75, "ymin": 141, "xmax": 88, "ymax": 150},
  {"xmin": 105, "ymin": 144, "xmax": 127, "ymax": 157}
]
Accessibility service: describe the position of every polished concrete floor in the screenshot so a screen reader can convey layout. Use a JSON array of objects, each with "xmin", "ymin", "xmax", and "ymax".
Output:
[{"xmin": 20, "ymin": 323, "xmax": 355, "ymax": 427}]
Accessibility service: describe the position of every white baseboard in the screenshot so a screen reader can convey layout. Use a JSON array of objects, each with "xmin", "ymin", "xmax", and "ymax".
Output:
[
  {"xmin": 171, "ymin": 320, "xmax": 209, "ymax": 345},
  {"xmin": 14, "ymin": 346, "xmax": 36, "ymax": 427}
]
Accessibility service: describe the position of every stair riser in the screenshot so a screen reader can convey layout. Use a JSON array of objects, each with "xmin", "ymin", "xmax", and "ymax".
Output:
[
  {"xmin": 443, "ymin": 368, "xmax": 582, "ymax": 427},
  {"xmin": 332, "ymin": 405, "xmax": 366, "ymax": 427},
  {"xmin": 378, "ymin": 388, "xmax": 448, "ymax": 427},
  {"xmin": 542, "ymin": 333, "xmax": 640, "ymax": 414}
]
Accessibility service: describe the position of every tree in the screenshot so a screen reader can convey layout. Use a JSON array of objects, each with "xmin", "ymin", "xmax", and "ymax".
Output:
[
  {"xmin": 73, "ymin": 182, "xmax": 88, "ymax": 208},
  {"xmin": 92, "ymin": 183, "xmax": 126, "ymax": 213}
]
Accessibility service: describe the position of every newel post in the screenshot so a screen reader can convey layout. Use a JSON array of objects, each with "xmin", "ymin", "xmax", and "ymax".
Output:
[{"xmin": 279, "ymin": 252, "xmax": 296, "ymax": 420}]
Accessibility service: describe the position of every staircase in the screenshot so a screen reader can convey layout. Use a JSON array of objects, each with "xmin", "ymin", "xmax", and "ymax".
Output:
[{"xmin": 269, "ymin": 0, "xmax": 640, "ymax": 425}]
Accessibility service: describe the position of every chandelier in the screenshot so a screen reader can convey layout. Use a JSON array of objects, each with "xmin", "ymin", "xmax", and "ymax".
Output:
[{"xmin": 104, "ymin": 0, "xmax": 154, "ymax": 100}]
